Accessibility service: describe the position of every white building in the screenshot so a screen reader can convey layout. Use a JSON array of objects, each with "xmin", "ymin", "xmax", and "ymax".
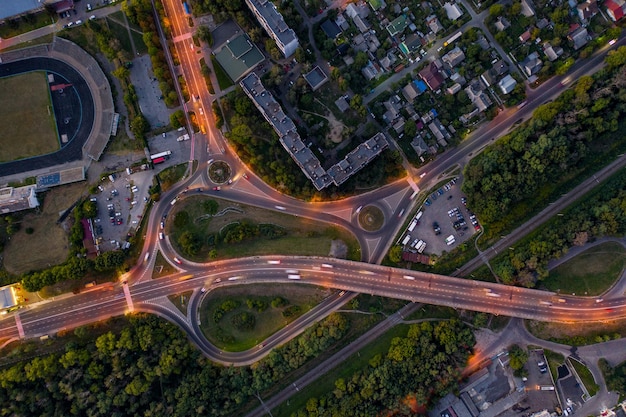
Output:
[{"xmin": 245, "ymin": 0, "xmax": 299, "ymax": 57}]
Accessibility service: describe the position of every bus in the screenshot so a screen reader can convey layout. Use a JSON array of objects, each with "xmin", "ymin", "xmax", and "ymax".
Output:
[
  {"xmin": 150, "ymin": 150, "xmax": 172, "ymax": 160},
  {"xmin": 408, "ymin": 219, "xmax": 418, "ymax": 232},
  {"xmin": 152, "ymin": 157, "xmax": 166, "ymax": 165},
  {"xmin": 443, "ymin": 31, "xmax": 463, "ymax": 47}
]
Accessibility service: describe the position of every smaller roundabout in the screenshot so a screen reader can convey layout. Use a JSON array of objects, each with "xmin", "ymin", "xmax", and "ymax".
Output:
[
  {"xmin": 357, "ymin": 205, "xmax": 385, "ymax": 232},
  {"xmin": 207, "ymin": 160, "xmax": 232, "ymax": 185}
]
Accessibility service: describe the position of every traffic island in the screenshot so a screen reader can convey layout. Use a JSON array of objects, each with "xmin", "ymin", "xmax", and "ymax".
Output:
[
  {"xmin": 207, "ymin": 160, "xmax": 231, "ymax": 184},
  {"xmin": 358, "ymin": 205, "xmax": 385, "ymax": 232}
]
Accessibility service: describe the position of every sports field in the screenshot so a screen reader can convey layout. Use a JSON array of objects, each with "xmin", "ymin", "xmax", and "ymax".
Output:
[{"xmin": 0, "ymin": 71, "xmax": 59, "ymax": 162}]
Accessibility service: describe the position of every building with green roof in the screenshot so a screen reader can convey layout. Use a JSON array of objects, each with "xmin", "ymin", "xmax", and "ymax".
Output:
[{"xmin": 214, "ymin": 34, "xmax": 265, "ymax": 82}]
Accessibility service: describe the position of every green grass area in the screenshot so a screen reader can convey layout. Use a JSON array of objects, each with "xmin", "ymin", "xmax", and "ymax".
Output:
[
  {"xmin": 272, "ymin": 324, "xmax": 409, "ymax": 416},
  {"xmin": 199, "ymin": 285, "xmax": 330, "ymax": 351},
  {"xmin": 105, "ymin": 17, "xmax": 133, "ymax": 56},
  {"xmin": 106, "ymin": 116, "xmax": 144, "ymax": 153},
  {"xmin": 404, "ymin": 304, "xmax": 459, "ymax": 321},
  {"xmin": 130, "ymin": 29, "xmax": 147, "ymax": 54},
  {"xmin": 0, "ymin": 33, "xmax": 54, "ymax": 52},
  {"xmin": 0, "ymin": 71, "xmax": 59, "ymax": 162},
  {"xmin": 157, "ymin": 163, "xmax": 187, "ymax": 192},
  {"xmin": 358, "ymin": 205, "xmax": 384, "ymax": 232},
  {"xmin": 210, "ymin": 55, "xmax": 234, "ymax": 90},
  {"xmin": 168, "ymin": 290, "xmax": 193, "ymax": 315},
  {"xmin": 543, "ymin": 349, "xmax": 565, "ymax": 383},
  {"xmin": 199, "ymin": 58, "xmax": 215, "ymax": 94},
  {"xmin": 151, "ymin": 251, "xmax": 178, "ymax": 278},
  {"xmin": 544, "ymin": 242, "xmax": 626, "ymax": 296},
  {"xmin": 570, "ymin": 358, "xmax": 599, "ymax": 397},
  {"xmin": 0, "ymin": 12, "xmax": 54, "ymax": 38},
  {"xmin": 168, "ymin": 195, "xmax": 360, "ymax": 262}
]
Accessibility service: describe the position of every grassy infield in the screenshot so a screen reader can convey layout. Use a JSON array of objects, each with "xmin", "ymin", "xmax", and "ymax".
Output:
[{"xmin": 0, "ymin": 71, "xmax": 59, "ymax": 162}]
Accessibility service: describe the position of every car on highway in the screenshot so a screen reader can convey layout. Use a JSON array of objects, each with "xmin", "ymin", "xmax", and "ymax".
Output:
[
  {"xmin": 200, "ymin": 288, "xmax": 206, "ymax": 293},
  {"xmin": 213, "ymin": 186, "xmax": 221, "ymax": 191},
  {"xmin": 159, "ymin": 232, "xmax": 164, "ymax": 240},
  {"xmin": 173, "ymin": 257, "xmax": 182, "ymax": 265},
  {"xmin": 243, "ymin": 173, "xmax": 249, "ymax": 180},
  {"xmin": 275, "ymin": 205, "xmax": 286, "ymax": 210}
]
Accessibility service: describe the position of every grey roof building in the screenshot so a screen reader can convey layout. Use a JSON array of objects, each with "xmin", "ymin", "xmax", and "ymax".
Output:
[
  {"xmin": 498, "ymin": 74, "xmax": 517, "ymax": 94},
  {"xmin": 442, "ymin": 46, "xmax": 465, "ymax": 68},
  {"xmin": 241, "ymin": 73, "xmax": 387, "ymax": 190},
  {"xmin": 245, "ymin": 0, "xmax": 299, "ymax": 57}
]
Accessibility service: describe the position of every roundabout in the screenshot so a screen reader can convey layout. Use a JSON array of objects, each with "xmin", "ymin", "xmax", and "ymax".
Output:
[
  {"xmin": 357, "ymin": 205, "xmax": 385, "ymax": 232},
  {"xmin": 207, "ymin": 160, "xmax": 232, "ymax": 185}
]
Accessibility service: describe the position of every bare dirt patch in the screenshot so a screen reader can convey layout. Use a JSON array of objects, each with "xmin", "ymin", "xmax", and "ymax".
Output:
[{"xmin": 3, "ymin": 182, "xmax": 85, "ymax": 274}]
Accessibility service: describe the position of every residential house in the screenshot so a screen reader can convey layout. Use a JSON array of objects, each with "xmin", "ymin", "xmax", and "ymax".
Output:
[
  {"xmin": 577, "ymin": 0, "xmax": 599, "ymax": 22},
  {"xmin": 568, "ymin": 26, "xmax": 589, "ymax": 50},
  {"xmin": 543, "ymin": 42, "xmax": 563, "ymax": 61},
  {"xmin": 345, "ymin": 1, "xmax": 370, "ymax": 19},
  {"xmin": 419, "ymin": 62, "xmax": 445, "ymax": 91},
  {"xmin": 480, "ymin": 70, "xmax": 495, "ymax": 87},
  {"xmin": 465, "ymin": 79, "xmax": 492, "ymax": 112},
  {"xmin": 426, "ymin": 15, "xmax": 444, "ymax": 34},
  {"xmin": 321, "ymin": 19, "xmax": 342, "ymax": 39},
  {"xmin": 336, "ymin": 13, "xmax": 350, "ymax": 30},
  {"xmin": 447, "ymin": 83, "xmax": 462, "ymax": 95},
  {"xmin": 443, "ymin": 2, "xmax": 464, "ymax": 20},
  {"xmin": 494, "ymin": 16, "xmax": 510, "ymax": 31},
  {"xmin": 400, "ymin": 33, "xmax": 423, "ymax": 57},
  {"xmin": 605, "ymin": 0, "xmax": 626, "ymax": 21},
  {"xmin": 519, "ymin": 30, "xmax": 531, "ymax": 43},
  {"xmin": 450, "ymin": 72, "xmax": 467, "ymax": 85},
  {"xmin": 520, "ymin": 0, "xmax": 536, "ymax": 16},
  {"xmin": 335, "ymin": 96, "xmax": 350, "ymax": 112},
  {"xmin": 392, "ymin": 117, "xmax": 406, "ymax": 133},
  {"xmin": 387, "ymin": 15, "xmax": 408, "ymax": 36},
  {"xmin": 352, "ymin": 34, "xmax": 368, "ymax": 52},
  {"xmin": 521, "ymin": 52, "xmax": 542, "ymax": 76},
  {"xmin": 491, "ymin": 60, "xmax": 509, "ymax": 77},
  {"xmin": 362, "ymin": 60, "xmax": 382, "ymax": 80},
  {"xmin": 536, "ymin": 17, "xmax": 550, "ymax": 29},
  {"xmin": 442, "ymin": 46, "xmax": 465, "ymax": 68},
  {"xmin": 353, "ymin": 14, "xmax": 370, "ymax": 32},
  {"xmin": 402, "ymin": 82, "xmax": 421, "ymax": 102},
  {"xmin": 428, "ymin": 119, "xmax": 449, "ymax": 147},
  {"xmin": 367, "ymin": 0, "xmax": 386, "ymax": 11},
  {"xmin": 383, "ymin": 95, "xmax": 403, "ymax": 123},
  {"xmin": 498, "ymin": 74, "xmax": 517, "ymax": 94},
  {"xmin": 411, "ymin": 135, "xmax": 429, "ymax": 156}
]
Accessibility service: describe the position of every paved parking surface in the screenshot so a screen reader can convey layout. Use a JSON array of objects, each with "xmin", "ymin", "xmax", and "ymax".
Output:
[
  {"xmin": 130, "ymin": 55, "xmax": 173, "ymax": 128},
  {"xmin": 399, "ymin": 176, "xmax": 481, "ymax": 256},
  {"xmin": 148, "ymin": 130, "xmax": 192, "ymax": 168},
  {"xmin": 91, "ymin": 169, "xmax": 154, "ymax": 252},
  {"xmin": 522, "ymin": 349, "xmax": 561, "ymax": 415}
]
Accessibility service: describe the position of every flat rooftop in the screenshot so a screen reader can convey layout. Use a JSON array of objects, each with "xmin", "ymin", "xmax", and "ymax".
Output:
[{"xmin": 0, "ymin": 0, "xmax": 42, "ymax": 20}]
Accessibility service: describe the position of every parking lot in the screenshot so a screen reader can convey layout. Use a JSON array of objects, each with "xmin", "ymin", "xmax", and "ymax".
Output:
[
  {"xmin": 398, "ymin": 176, "xmax": 481, "ymax": 256},
  {"xmin": 90, "ymin": 168, "xmax": 155, "ymax": 252},
  {"xmin": 520, "ymin": 349, "xmax": 561, "ymax": 415},
  {"xmin": 148, "ymin": 130, "xmax": 193, "ymax": 169}
]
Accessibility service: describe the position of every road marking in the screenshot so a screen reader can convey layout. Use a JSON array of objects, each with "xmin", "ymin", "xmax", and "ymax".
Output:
[
  {"xmin": 172, "ymin": 33, "xmax": 192, "ymax": 43},
  {"xmin": 14, "ymin": 313, "xmax": 24, "ymax": 338},
  {"xmin": 406, "ymin": 176, "xmax": 420, "ymax": 192},
  {"xmin": 123, "ymin": 284, "xmax": 134, "ymax": 312}
]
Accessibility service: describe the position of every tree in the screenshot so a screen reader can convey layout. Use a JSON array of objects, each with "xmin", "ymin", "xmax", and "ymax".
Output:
[
  {"xmin": 196, "ymin": 25, "xmax": 212, "ymax": 45},
  {"xmin": 130, "ymin": 114, "xmax": 149, "ymax": 141},
  {"xmin": 170, "ymin": 110, "xmax": 186, "ymax": 129},
  {"xmin": 403, "ymin": 120, "xmax": 417, "ymax": 138},
  {"xmin": 388, "ymin": 246, "xmax": 403, "ymax": 263}
]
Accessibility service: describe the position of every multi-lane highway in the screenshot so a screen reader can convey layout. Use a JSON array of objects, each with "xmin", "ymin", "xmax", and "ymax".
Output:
[{"xmin": 2, "ymin": 255, "xmax": 625, "ymax": 364}]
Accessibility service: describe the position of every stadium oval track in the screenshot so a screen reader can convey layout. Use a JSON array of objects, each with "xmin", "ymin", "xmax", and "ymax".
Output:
[{"xmin": 0, "ymin": 57, "xmax": 94, "ymax": 177}]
